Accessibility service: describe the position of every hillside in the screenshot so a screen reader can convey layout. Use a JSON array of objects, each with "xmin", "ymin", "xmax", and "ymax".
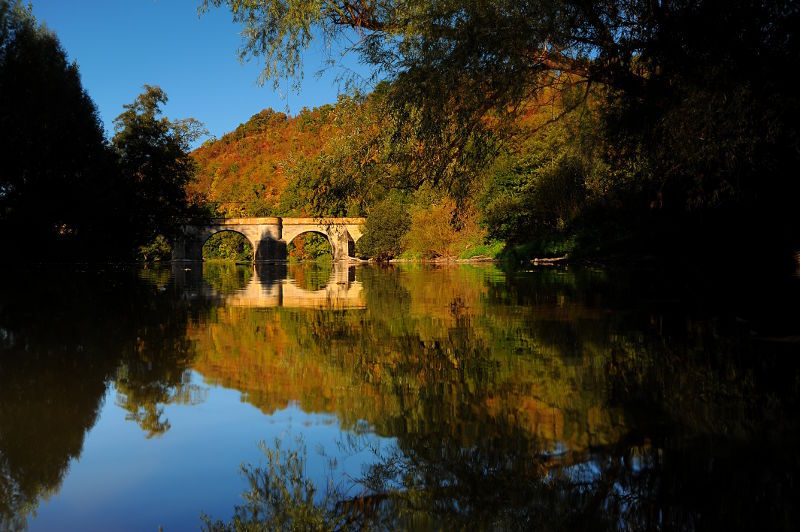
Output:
[
  {"xmin": 187, "ymin": 87, "xmax": 589, "ymax": 261},
  {"xmin": 189, "ymin": 104, "xmax": 347, "ymax": 218}
]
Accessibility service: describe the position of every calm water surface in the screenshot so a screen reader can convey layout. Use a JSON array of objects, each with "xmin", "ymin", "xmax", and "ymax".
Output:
[{"xmin": 1, "ymin": 262, "xmax": 799, "ymax": 530}]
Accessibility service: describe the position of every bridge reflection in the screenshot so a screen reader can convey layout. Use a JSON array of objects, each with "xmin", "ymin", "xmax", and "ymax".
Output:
[{"xmin": 172, "ymin": 262, "xmax": 364, "ymax": 309}]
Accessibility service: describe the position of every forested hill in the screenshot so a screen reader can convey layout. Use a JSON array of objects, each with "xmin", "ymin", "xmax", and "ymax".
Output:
[
  {"xmin": 189, "ymin": 54, "xmax": 800, "ymax": 267},
  {"xmin": 186, "ymin": 85, "xmax": 600, "ymax": 262},
  {"xmin": 189, "ymin": 104, "xmax": 347, "ymax": 218}
]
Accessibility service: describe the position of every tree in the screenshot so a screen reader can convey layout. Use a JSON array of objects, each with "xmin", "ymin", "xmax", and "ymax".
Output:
[
  {"xmin": 0, "ymin": 0, "xmax": 124, "ymax": 260},
  {"xmin": 277, "ymin": 91, "xmax": 388, "ymax": 217},
  {"xmin": 356, "ymin": 198, "xmax": 410, "ymax": 260},
  {"xmin": 112, "ymin": 85, "xmax": 207, "ymax": 251},
  {"xmin": 480, "ymin": 88, "xmax": 601, "ymax": 249},
  {"xmin": 196, "ymin": 0, "xmax": 666, "ymax": 187},
  {"xmin": 205, "ymin": 0, "xmax": 800, "ymax": 262}
]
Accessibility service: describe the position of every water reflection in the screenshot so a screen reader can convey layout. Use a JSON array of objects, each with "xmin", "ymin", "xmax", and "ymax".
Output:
[
  {"xmin": 0, "ymin": 263, "xmax": 798, "ymax": 529},
  {"xmin": 0, "ymin": 269, "xmax": 201, "ymax": 529},
  {"xmin": 173, "ymin": 262, "xmax": 364, "ymax": 308},
  {"xmin": 186, "ymin": 264, "xmax": 800, "ymax": 529}
]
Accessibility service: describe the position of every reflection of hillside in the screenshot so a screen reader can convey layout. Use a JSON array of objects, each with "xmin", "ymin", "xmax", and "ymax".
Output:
[
  {"xmin": 190, "ymin": 264, "xmax": 800, "ymax": 460},
  {"xmin": 189, "ymin": 308, "xmax": 378, "ymax": 419},
  {"xmin": 189, "ymin": 265, "xmax": 629, "ymax": 455}
]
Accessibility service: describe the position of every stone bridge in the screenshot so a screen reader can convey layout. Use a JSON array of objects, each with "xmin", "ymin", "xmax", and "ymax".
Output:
[{"xmin": 171, "ymin": 217, "xmax": 365, "ymax": 262}]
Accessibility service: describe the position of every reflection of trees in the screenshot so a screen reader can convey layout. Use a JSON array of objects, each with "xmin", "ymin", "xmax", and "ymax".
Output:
[
  {"xmin": 345, "ymin": 431, "xmax": 800, "ymax": 530},
  {"xmin": 287, "ymin": 261, "xmax": 333, "ymax": 291},
  {"xmin": 0, "ymin": 270, "xmax": 136, "ymax": 528},
  {"xmin": 202, "ymin": 438, "xmax": 350, "ymax": 531},
  {"xmin": 114, "ymin": 363, "xmax": 206, "ymax": 438},
  {"xmin": 138, "ymin": 265, "xmax": 173, "ymax": 289},
  {"xmin": 195, "ymin": 264, "xmax": 800, "ymax": 529},
  {"xmin": 0, "ymin": 340, "xmax": 111, "ymax": 530},
  {"xmin": 0, "ymin": 268, "xmax": 206, "ymax": 526},
  {"xmin": 189, "ymin": 266, "xmax": 614, "ymax": 449},
  {"xmin": 114, "ymin": 273, "xmax": 209, "ymax": 438},
  {"xmin": 202, "ymin": 261, "xmax": 253, "ymax": 294},
  {"xmin": 211, "ymin": 422, "xmax": 800, "ymax": 530},
  {"xmin": 191, "ymin": 265, "xmax": 627, "ymax": 451}
]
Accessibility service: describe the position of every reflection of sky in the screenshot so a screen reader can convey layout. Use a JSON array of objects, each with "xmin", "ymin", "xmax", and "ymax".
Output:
[{"xmin": 29, "ymin": 371, "xmax": 390, "ymax": 532}]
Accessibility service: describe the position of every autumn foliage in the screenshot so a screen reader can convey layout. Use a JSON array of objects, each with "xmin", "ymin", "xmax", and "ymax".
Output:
[{"xmin": 189, "ymin": 105, "xmax": 349, "ymax": 218}]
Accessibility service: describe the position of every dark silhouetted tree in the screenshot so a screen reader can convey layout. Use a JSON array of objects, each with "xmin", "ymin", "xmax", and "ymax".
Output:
[{"xmin": 0, "ymin": 0, "xmax": 126, "ymax": 260}]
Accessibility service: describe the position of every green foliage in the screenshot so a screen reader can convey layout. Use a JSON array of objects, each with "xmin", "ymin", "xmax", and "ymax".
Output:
[
  {"xmin": 356, "ymin": 199, "xmax": 411, "ymax": 261},
  {"xmin": 287, "ymin": 232, "xmax": 331, "ymax": 262},
  {"xmin": 201, "ymin": 438, "xmax": 347, "ymax": 532},
  {"xmin": 199, "ymin": 0, "xmax": 322, "ymax": 91},
  {"xmin": 458, "ymin": 239, "xmax": 504, "ymax": 260},
  {"xmin": 113, "ymin": 85, "xmax": 207, "ymax": 248},
  {"xmin": 203, "ymin": 231, "xmax": 253, "ymax": 263},
  {"xmin": 138, "ymin": 235, "xmax": 172, "ymax": 263},
  {"xmin": 480, "ymin": 113, "xmax": 593, "ymax": 251},
  {"xmin": 501, "ymin": 237, "xmax": 576, "ymax": 263}
]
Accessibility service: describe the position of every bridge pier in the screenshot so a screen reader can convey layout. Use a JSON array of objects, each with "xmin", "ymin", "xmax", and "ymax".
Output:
[
  {"xmin": 172, "ymin": 217, "xmax": 365, "ymax": 262},
  {"xmin": 255, "ymin": 235, "xmax": 289, "ymax": 261}
]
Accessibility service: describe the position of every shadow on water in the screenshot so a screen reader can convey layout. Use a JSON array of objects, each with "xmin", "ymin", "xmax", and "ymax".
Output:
[{"xmin": 1, "ymin": 263, "xmax": 799, "ymax": 529}]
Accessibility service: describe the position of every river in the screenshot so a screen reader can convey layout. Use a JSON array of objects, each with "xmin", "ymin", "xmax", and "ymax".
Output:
[{"xmin": 1, "ymin": 262, "xmax": 798, "ymax": 530}]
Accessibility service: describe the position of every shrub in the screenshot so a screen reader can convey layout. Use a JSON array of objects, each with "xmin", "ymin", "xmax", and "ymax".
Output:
[
  {"xmin": 138, "ymin": 235, "xmax": 172, "ymax": 262},
  {"xmin": 356, "ymin": 199, "xmax": 411, "ymax": 261},
  {"xmin": 404, "ymin": 200, "xmax": 484, "ymax": 259}
]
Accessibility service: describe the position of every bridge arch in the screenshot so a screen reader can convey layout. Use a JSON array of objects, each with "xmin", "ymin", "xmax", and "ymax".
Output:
[
  {"xmin": 286, "ymin": 230, "xmax": 334, "ymax": 262},
  {"xmin": 280, "ymin": 220, "xmax": 361, "ymax": 261},
  {"xmin": 285, "ymin": 229, "xmax": 330, "ymax": 246},
  {"xmin": 201, "ymin": 229, "xmax": 256, "ymax": 258}
]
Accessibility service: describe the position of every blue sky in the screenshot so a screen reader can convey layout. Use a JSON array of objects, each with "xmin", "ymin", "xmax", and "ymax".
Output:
[{"xmin": 30, "ymin": 0, "xmax": 371, "ymax": 146}]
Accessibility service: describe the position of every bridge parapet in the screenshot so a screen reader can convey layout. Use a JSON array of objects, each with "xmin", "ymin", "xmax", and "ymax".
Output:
[
  {"xmin": 281, "ymin": 217, "xmax": 366, "ymax": 225},
  {"xmin": 208, "ymin": 217, "xmax": 282, "ymax": 225}
]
